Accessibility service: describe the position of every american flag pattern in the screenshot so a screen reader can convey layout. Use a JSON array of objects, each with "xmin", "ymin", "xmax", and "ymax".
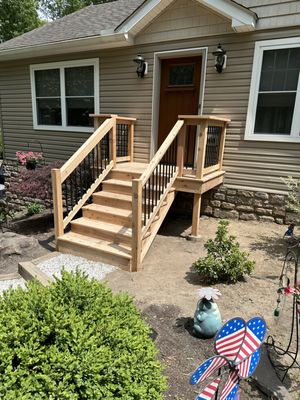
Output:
[
  {"xmin": 220, "ymin": 370, "xmax": 239, "ymax": 400},
  {"xmin": 190, "ymin": 356, "xmax": 227, "ymax": 384},
  {"xmin": 190, "ymin": 316, "xmax": 266, "ymax": 400},
  {"xmin": 214, "ymin": 318, "xmax": 246, "ymax": 361},
  {"xmin": 238, "ymin": 348, "xmax": 261, "ymax": 378},
  {"xmin": 235, "ymin": 317, "xmax": 266, "ymax": 363},
  {"xmin": 196, "ymin": 376, "xmax": 221, "ymax": 400}
]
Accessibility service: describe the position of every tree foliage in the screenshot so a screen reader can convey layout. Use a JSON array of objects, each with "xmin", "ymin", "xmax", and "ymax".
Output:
[
  {"xmin": 0, "ymin": 0, "xmax": 41, "ymax": 42},
  {"xmin": 0, "ymin": 0, "xmax": 114, "ymax": 42},
  {"xmin": 38, "ymin": 0, "xmax": 113, "ymax": 20}
]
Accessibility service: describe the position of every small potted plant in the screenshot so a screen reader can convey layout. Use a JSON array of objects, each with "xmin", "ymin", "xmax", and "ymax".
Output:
[{"xmin": 16, "ymin": 151, "xmax": 43, "ymax": 170}]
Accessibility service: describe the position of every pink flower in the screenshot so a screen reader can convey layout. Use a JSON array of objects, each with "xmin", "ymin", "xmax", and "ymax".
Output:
[{"xmin": 284, "ymin": 287, "xmax": 296, "ymax": 295}]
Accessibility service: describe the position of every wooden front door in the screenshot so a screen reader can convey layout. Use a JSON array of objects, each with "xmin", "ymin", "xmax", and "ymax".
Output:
[{"xmin": 158, "ymin": 56, "xmax": 202, "ymax": 166}]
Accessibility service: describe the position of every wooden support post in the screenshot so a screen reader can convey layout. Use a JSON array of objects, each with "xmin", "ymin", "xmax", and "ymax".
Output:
[
  {"xmin": 196, "ymin": 121, "xmax": 208, "ymax": 179},
  {"xmin": 129, "ymin": 123, "xmax": 134, "ymax": 162},
  {"xmin": 176, "ymin": 124, "xmax": 186, "ymax": 177},
  {"xmin": 191, "ymin": 193, "xmax": 202, "ymax": 237},
  {"xmin": 110, "ymin": 117, "xmax": 117, "ymax": 165},
  {"xmin": 218, "ymin": 122, "xmax": 227, "ymax": 170},
  {"xmin": 131, "ymin": 179, "xmax": 142, "ymax": 272},
  {"xmin": 51, "ymin": 168, "xmax": 64, "ymax": 240}
]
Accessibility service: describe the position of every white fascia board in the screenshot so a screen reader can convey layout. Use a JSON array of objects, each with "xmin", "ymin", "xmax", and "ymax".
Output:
[
  {"xmin": 116, "ymin": 0, "xmax": 169, "ymax": 33},
  {"xmin": 0, "ymin": 32, "xmax": 131, "ymax": 62},
  {"xmin": 198, "ymin": 0, "xmax": 256, "ymax": 32}
]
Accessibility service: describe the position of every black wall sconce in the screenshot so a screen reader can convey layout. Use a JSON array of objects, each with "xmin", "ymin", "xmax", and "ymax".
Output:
[
  {"xmin": 212, "ymin": 44, "xmax": 227, "ymax": 73},
  {"xmin": 133, "ymin": 54, "xmax": 148, "ymax": 78}
]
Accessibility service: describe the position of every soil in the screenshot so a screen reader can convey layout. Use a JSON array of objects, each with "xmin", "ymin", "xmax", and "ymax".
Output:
[
  {"xmin": 107, "ymin": 215, "xmax": 300, "ymax": 399},
  {"xmin": 1, "ymin": 214, "xmax": 299, "ymax": 399}
]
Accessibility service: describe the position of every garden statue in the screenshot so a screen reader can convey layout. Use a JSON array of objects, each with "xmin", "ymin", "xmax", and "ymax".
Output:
[
  {"xmin": 193, "ymin": 287, "xmax": 222, "ymax": 338},
  {"xmin": 190, "ymin": 316, "xmax": 267, "ymax": 399}
]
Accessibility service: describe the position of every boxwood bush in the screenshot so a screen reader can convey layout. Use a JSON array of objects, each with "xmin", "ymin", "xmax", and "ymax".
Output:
[
  {"xmin": 193, "ymin": 219, "xmax": 255, "ymax": 283},
  {"xmin": 0, "ymin": 272, "xmax": 167, "ymax": 399}
]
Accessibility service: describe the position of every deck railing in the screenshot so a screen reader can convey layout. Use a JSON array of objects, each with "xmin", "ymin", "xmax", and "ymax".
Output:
[
  {"xmin": 91, "ymin": 114, "xmax": 135, "ymax": 162},
  {"xmin": 51, "ymin": 115, "xmax": 136, "ymax": 239}
]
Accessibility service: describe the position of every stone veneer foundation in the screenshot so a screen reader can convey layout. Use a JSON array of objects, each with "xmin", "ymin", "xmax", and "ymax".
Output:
[{"xmin": 173, "ymin": 186, "xmax": 297, "ymax": 225}]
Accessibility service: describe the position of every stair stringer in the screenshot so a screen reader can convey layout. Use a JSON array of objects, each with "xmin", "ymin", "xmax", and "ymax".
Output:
[{"xmin": 140, "ymin": 189, "xmax": 176, "ymax": 262}]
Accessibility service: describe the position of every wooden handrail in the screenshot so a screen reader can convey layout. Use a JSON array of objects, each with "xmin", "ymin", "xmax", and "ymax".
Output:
[
  {"xmin": 139, "ymin": 120, "xmax": 184, "ymax": 186},
  {"xmin": 60, "ymin": 118, "xmax": 114, "ymax": 183},
  {"xmin": 52, "ymin": 116, "xmax": 118, "ymax": 239}
]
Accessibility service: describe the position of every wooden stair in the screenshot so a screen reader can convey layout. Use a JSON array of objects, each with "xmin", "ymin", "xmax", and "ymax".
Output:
[{"xmin": 57, "ymin": 162, "xmax": 169, "ymax": 271}]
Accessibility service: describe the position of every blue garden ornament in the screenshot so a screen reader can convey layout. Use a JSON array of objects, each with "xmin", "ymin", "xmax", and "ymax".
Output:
[
  {"xmin": 193, "ymin": 288, "xmax": 222, "ymax": 338},
  {"xmin": 190, "ymin": 316, "xmax": 267, "ymax": 399}
]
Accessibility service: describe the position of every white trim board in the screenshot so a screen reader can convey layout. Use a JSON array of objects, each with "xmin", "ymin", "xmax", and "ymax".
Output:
[
  {"xmin": 30, "ymin": 58, "xmax": 100, "ymax": 133},
  {"xmin": 150, "ymin": 47, "xmax": 208, "ymax": 159},
  {"xmin": 245, "ymin": 37, "xmax": 300, "ymax": 143}
]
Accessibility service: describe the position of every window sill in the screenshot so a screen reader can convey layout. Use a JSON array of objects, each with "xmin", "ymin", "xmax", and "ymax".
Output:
[
  {"xmin": 33, "ymin": 125, "xmax": 94, "ymax": 133},
  {"xmin": 244, "ymin": 133, "xmax": 300, "ymax": 143}
]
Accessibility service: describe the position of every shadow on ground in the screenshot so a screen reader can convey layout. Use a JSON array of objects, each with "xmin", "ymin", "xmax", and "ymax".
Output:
[{"xmin": 249, "ymin": 233, "xmax": 286, "ymax": 260}]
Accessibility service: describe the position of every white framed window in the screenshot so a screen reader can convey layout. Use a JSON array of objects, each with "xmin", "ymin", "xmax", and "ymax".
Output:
[
  {"xmin": 30, "ymin": 59, "xmax": 99, "ymax": 132},
  {"xmin": 245, "ymin": 37, "xmax": 300, "ymax": 142}
]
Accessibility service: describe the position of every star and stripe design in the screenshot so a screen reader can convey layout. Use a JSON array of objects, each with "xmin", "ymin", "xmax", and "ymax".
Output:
[{"xmin": 190, "ymin": 316, "xmax": 266, "ymax": 400}]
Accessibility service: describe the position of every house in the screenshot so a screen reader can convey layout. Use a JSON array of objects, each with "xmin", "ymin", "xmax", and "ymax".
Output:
[{"xmin": 0, "ymin": 0, "xmax": 299, "ymax": 270}]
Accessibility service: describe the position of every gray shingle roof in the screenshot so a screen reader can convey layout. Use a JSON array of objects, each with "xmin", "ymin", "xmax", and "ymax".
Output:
[{"xmin": 0, "ymin": 0, "xmax": 145, "ymax": 51}]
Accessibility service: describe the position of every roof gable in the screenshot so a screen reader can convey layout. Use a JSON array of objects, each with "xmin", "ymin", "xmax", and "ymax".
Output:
[
  {"xmin": 135, "ymin": 0, "xmax": 233, "ymax": 44},
  {"xmin": 116, "ymin": 0, "xmax": 257, "ymax": 34}
]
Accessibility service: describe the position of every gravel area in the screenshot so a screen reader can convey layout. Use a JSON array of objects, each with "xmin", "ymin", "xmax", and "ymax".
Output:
[
  {"xmin": 38, "ymin": 253, "xmax": 117, "ymax": 280},
  {"xmin": 0, "ymin": 278, "xmax": 26, "ymax": 294}
]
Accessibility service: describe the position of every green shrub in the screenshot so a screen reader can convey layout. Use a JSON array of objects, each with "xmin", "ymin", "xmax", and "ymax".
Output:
[
  {"xmin": 193, "ymin": 220, "xmax": 255, "ymax": 283},
  {"xmin": 284, "ymin": 176, "xmax": 300, "ymax": 215},
  {"xmin": 26, "ymin": 201, "xmax": 44, "ymax": 216},
  {"xmin": 0, "ymin": 271, "xmax": 167, "ymax": 399}
]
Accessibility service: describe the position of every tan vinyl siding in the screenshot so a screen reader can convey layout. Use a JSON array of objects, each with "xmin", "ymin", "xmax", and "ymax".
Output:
[
  {"xmin": 238, "ymin": 0, "xmax": 300, "ymax": 30},
  {"xmin": 136, "ymin": 0, "xmax": 233, "ymax": 45},
  {"xmin": 1, "ymin": 3, "xmax": 300, "ymax": 193}
]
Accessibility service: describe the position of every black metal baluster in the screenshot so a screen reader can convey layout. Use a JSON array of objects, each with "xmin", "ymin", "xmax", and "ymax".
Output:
[
  {"xmin": 64, "ymin": 180, "xmax": 69, "ymax": 214},
  {"xmin": 142, "ymin": 185, "xmax": 146, "ymax": 226}
]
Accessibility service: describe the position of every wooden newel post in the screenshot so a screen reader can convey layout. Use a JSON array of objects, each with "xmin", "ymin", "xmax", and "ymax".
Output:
[
  {"xmin": 131, "ymin": 179, "xmax": 142, "ymax": 272},
  {"xmin": 176, "ymin": 124, "xmax": 186, "ymax": 177},
  {"xmin": 192, "ymin": 120, "xmax": 208, "ymax": 237},
  {"xmin": 51, "ymin": 168, "xmax": 64, "ymax": 240},
  {"xmin": 218, "ymin": 122, "xmax": 227, "ymax": 170}
]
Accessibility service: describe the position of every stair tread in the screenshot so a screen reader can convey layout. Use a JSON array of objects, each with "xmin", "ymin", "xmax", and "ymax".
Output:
[
  {"xmin": 71, "ymin": 217, "xmax": 132, "ymax": 236},
  {"xmin": 93, "ymin": 191, "xmax": 132, "ymax": 202},
  {"xmin": 103, "ymin": 179, "xmax": 132, "ymax": 187},
  {"xmin": 82, "ymin": 203, "xmax": 132, "ymax": 217},
  {"xmin": 115, "ymin": 162, "xmax": 148, "ymax": 172},
  {"xmin": 59, "ymin": 232, "xmax": 131, "ymax": 258}
]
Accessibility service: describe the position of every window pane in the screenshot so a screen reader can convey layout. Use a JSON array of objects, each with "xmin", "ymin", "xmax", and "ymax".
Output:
[
  {"xmin": 259, "ymin": 48, "xmax": 300, "ymax": 92},
  {"xmin": 65, "ymin": 66, "xmax": 94, "ymax": 96},
  {"xmin": 169, "ymin": 64, "xmax": 194, "ymax": 86},
  {"xmin": 37, "ymin": 98, "xmax": 61, "ymax": 125},
  {"xmin": 254, "ymin": 92, "xmax": 296, "ymax": 134},
  {"xmin": 66, "ymin": 97, "xmax": 94, "ymax": 126},
  {"xmin": 35, "ymin": 69, "xmax": 60, "ymax": 97}
]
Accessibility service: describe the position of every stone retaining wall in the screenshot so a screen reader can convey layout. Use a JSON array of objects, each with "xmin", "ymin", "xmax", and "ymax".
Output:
[
  {"xmin": 172, "ymin": 186, "xmax": 298, "ymax": 225},
  {"xmin": 3, "ymin": 161, "xmax": 51, "ymax": 212}
]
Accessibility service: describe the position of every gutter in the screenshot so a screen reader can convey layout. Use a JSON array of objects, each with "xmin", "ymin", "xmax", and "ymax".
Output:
[{"xmin": 0, "ymin": 32, "xmax": 133, "ymax": 62}]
